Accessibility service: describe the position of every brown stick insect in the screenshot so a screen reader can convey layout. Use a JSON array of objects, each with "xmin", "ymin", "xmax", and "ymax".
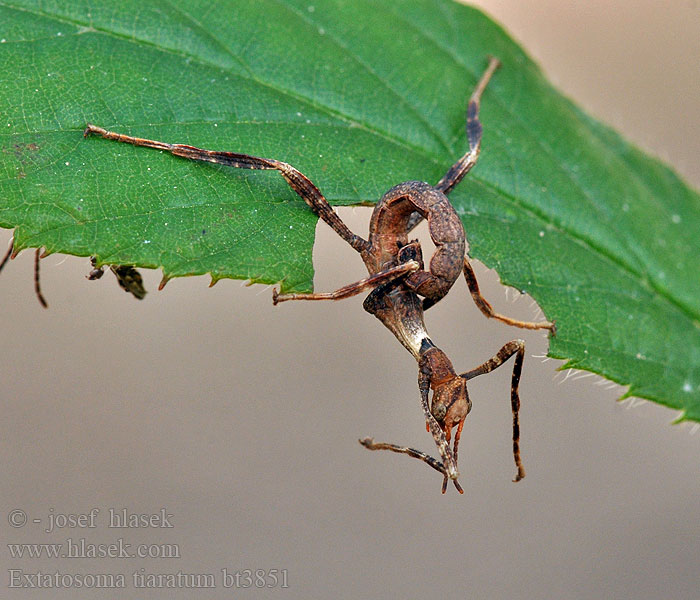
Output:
[{"xmin": 83, "ymin": 56, "xmax": 554, "ymax": 492}]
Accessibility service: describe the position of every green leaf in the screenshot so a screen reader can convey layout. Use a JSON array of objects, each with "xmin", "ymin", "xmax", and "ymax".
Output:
[{"xmin": 1, "ymin": 0, "xmax": 699, "ymax": 422}]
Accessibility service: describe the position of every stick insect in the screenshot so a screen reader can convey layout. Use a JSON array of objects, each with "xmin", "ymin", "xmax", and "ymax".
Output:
[{"xmin": 83, "ymin": 56, "xmax": 554, "ymax": 491}]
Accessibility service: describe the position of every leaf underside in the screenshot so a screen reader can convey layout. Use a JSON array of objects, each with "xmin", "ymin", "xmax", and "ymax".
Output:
[{"xmin": 1, "ymin": 0, "xmax": 699, "ymax": 422}]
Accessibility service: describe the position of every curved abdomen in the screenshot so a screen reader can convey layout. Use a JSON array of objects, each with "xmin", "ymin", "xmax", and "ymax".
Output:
[{"xmin": 364, "ymin": 181, "xmax": 466, "ymax": 305}]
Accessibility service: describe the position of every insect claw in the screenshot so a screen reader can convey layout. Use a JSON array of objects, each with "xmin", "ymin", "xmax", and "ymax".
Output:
[{"xmin": 272, "ymin": 288, "xmax": 280, "ymax": 305}]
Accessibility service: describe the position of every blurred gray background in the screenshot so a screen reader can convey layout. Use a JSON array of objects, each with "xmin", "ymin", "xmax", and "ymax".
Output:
[{"xmin": 1, "ymin": 1, "xmax": 698, "ymax": 598}]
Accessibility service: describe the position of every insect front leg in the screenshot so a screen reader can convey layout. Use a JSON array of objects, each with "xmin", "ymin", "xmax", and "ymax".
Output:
[
  {"xmin": 358, "ymin": 438, "xmax": 445, "ymax": 475},
  {"xmin": 461, "ymin": 339, "xmax": 527, "ymax": 482},
  {"xmin": 358, "ymin": 357, "xmax": 465, "ymax": 493},
  {"xmin": 418, "ymin": 366, "xmax": 459, "ymax": 481}
]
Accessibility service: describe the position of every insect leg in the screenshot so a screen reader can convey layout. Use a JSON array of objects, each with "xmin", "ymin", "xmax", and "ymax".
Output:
[
  {"xmin": 84, "ymin": 125, "xmax": 369, "ymax": 254},
  {"xmin": 419, "ymin": 366, "xmax": 459, "ymax": 480},
  {"xmin": 273, "ymin": 260, "xmax": 419, "ymax": 304},
  {"xmin": 460, "ymin": 339, "xmax": 526, "ymax": 482},
  {"xmin": 436, "ymin": 56, "xmax": 501, "ymax": 195},
  {"xmin": 33, "ymin": 248, "xmax": 48, "ymax": 308},
  {"xmin": 358, "ymin": 439, "xmax": 464, "ymax": 494},
  {"xmin": 359, "ymin": 438, "xmax": 445, "ymax": 474},
  {"xmin": 463, "ymin": 259, "xmax": 555, "ymax": 332},
  {"xmin": 0, "ymin": 238, "xmax": 12, "ymax": 274}
]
